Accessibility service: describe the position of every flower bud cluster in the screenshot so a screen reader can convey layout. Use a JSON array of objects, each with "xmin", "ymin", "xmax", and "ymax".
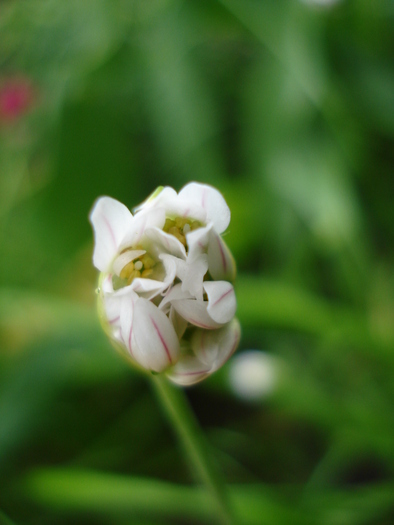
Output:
[{"xmin": 90, "ymin": 182, "xmax": 240, "ymax": 385}]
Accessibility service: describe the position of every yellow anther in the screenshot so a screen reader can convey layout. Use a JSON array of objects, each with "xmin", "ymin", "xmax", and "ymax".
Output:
[
  {"xmin": 168, "ymin": 226, "xmax": 186, "ymax": 246},
  {"xmin": 168, "ymin": 226, "xmax": 180, "ymax": 236},
  {"xmin": 141, "ymin": 269, "xmax": 153, "ymax": 278},
  {"xmin": 164, "ymin": 218, "xmax": 175, "ymax": 232},
  {"xmin": 140, "ymin": 254, "xmax": 155, "ymax": 269},
  {"xmin": 178, "ymin": 234, "xmax": 186, "ymax": 246},
  {"xmin": 191, "ymin": 221, "xmax": 200, "ymax": 230},
  {"xmin": 120, "ymin": 261, "xmax": 134, "ymax": 279},
  {"xmin": 127, "ymin": 270, "xmax": 141, "ymax": 285},
  {"xmin": 175, "ymin": 217, "xmax": 187, "ymax": 229}
]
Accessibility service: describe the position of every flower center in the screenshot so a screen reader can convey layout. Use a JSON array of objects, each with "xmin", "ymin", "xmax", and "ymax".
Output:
[
  {"xmin": 163, "ymin": 217, "xmax": 201, "ymax": 247},
  {"xmin": 112, "ymin": 248, "xmax": 158, "ymax": 289}
]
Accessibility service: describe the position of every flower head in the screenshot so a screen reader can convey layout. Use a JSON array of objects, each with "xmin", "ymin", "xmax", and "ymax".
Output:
[{"xmin": 89, "ymin": 182, "xmax": 240, "ymax": 384}]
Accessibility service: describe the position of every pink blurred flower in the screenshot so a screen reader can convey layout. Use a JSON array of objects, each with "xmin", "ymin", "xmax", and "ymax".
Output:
[{"xmin": 0, "ymin": 78, "xmax": 34, "ymax": 123}]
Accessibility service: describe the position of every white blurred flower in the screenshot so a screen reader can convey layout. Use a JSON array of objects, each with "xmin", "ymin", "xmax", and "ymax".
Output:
[
  {"xmin": 229, "ymin": 351, "xmax": 277, "ymax": 400},
  {"xmin": 89, "ymin": 182, "xmax": 239, "ymax": 381}
]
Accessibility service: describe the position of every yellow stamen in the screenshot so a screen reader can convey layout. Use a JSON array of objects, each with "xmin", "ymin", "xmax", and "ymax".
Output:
[
  {"xmin": 164, "ymin": 218, "xmax": 175, "ymax": 232},
  {"xmin": 141, "ymin": 269, "xmax": 153, "ymax": 278},
  {"xmin": 175, "ymin": 217, "xmax": 187, "ymax": 229},
  {"xmin": 140, "ymin": 254, "xmax": 155, "ymax": 269},
  {"xmin": 127, "ymin": 270, "xmax": 141, "ymax": 284},
  {"xmin": 168, "ymin": 226, "xmax": 179, "ymax": 236},
  {"xmin": 191, "ymin": 220, "xmax": 200, "ymax": 230},
  {"xmin": 120, "ymin": 261, "xmax": 134, "ymax": 279}
]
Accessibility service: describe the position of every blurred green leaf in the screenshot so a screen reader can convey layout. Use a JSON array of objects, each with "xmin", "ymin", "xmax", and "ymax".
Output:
[{"xmin": 24, "ymin": 467, "xmax": 309, "ymax": 524}]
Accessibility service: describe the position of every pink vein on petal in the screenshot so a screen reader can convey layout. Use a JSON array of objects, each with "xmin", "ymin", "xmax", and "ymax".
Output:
[
  {"xmin": 109, "ymin": 316, "xmax": 120, "ymax": 324},
  {"xmin": 150, "ymin": 317, "xmax": 172, "ymax": 363},
  {"xmin": 174, "ymin": 369, "xmax": 210, "ymax": 376},
  {"xmin": 189, "ymin": 318, "xmax": 214, "ymax": 330},
  {"xmin": 128, "ymin": 321, "xmax": 133, "ymax": 356},
  {"xmin": 212, "ymin": 287, "xmax": 234, "ymax": 307},
  {"xmin": 103, "ymin": 217, "xmax": 117, "ymax": 251}
]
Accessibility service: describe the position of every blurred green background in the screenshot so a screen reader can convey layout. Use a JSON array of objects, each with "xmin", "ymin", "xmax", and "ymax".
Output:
[{"xmin": 1, "ymin": 0, "xmax": 394, "ymax": 523}]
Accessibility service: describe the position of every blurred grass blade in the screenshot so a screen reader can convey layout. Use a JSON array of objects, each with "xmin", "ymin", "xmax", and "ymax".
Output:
[
  {"xmin": 24, "ymin": 468, "xmax": 308, "ymax": 524},
  {"xmin": 236, "ymin": 276, "xmax": 394, "ymax": 356}
]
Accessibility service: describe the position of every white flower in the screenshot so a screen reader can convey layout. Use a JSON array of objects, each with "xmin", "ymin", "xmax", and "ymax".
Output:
[{"xmin": 89, "ymin": 182, "xmax": 240, "ymax": 382}]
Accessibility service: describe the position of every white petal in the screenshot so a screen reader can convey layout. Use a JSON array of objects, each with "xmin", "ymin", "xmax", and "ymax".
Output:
[
  {"xmin": 159, "ymin": 253, "xmax": 179, "ymax": 286},
  {"xmin": 89, "ymin": 196, "xmax": 134, "ymax": 272},
  {"xmin": 159, "ymin": 283, "xmax": 193, "ymax": 311},
  {"xmin": 101, "ymin": 273, "xmax": 114, "ymax": 293},
  {"xmin": 119, "ymin": 292, "xmax": 138, "ymax": 356},
  {"xmin": 112, "ymin": 250, "xmax": 146, "ymax": 277},
  {"xmin": 102, "ymin": 280, "xmax": 137, "ymax": 330},
  {"xmin": 130, "ymin": 278, "xmax": 168, "ymax": 300},
  {"xmin": 135, "ymin": 186, "xmax": 178, "ymax": 212},
  {"xmin": 175, "ymin": 255, "xmax": 208, "ymax": 301},
  {"xmin": 204, "ymin": 281, "xmax": 236, "ymax": 324},
  {"xmin": 166, "ymin": 355, "xmax": 211, "ymax": 386},
  {"xmin": 158, "ymin": 186, "xmax": 207, "ymax": 222},
  {"xmin": 146, "ymin": 228, "xmax": 186, "ymax": 259},
  {"xmin": 170, "ymin": 307, "xmax": 188, "ymax": 339},
  {"xmin": 172, "ymin": 298, "xmax": 222, "ymax": 329},
  {"xmin": 119, "ymin": 207, "xmax": 165, "ymax": 251},
  {"xmin": 179, "ymin": 183, "xmax": 230, "ymax": 233},
  {"xmin": 191, "ymin": 318, "xmax": 241, "ymax": 371},
  {"xmin": 133, "ymin": 298, "xmax": 180, "ymax": 372},
  {"xmin": 103, "ymin": 293, "xmax": 122, "ymax": 326},
  {"xmin": 186, "ymin": 223, "xmax": 212, "ymax": 262},
  {"xmin": 207, "ymin": 230, "xmax": 236, "ymax": 281}
]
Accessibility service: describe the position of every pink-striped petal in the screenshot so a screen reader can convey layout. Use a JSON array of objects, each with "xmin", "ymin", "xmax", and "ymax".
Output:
[
  {"xmin": 133, "ymin": 298, "xmax": 180, "ymax": 372},
  {"xmin": 166, "ymin": 355, "xmax": 211, "ymax": 386},
  {"xmin": 179, "ymin": 183, "xmax": 230, "ymax": 234},
  {"xmin": 89, "ymin": 196, "xmax": 134, "ymax": 272},
  {"xmin": 204, "ymin": 281, "xmax": 236, "ymax": 324},
  {"xmin": 175, "ymin": 255, "xmax": 208, "ymax": 301},
  {"xmin": 159, "ymin": 283, "xmax": 193, "ymax": 311},
  {"xmin": 119, "ymin": 292, "xmax": 137, "ymax": 357},
  {"xmin": 171, "ymin": 298, "xmax": 222, "ymax": 329},
  {"xmin": 207, "ymin": 230, "xmax": 236, "ymax": 281},
  {"xmin": 146, "ymin": 228, "xmax": 186, "ymax": 259},
  {"xmin": 191, "ymin": 318, "xmax": 241, "ymax": 371},
  {"xmin": 119, "ymin": 207, "xmax": 165, "ymax": 251},
  {"xmin": 186, "ymin": 223, "xmax": 212, "ymax": 262}
]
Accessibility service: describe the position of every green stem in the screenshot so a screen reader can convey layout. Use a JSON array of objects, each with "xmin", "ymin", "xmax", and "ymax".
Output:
[{"xmin": 150, "ymin": 375, "xmax": 236, "ymax": 525}]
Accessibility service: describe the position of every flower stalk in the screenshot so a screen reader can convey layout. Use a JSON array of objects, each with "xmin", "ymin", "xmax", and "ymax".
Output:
[{"xmin": 150, "ymin": 374, "xmax": 236, "ymax": 525}]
